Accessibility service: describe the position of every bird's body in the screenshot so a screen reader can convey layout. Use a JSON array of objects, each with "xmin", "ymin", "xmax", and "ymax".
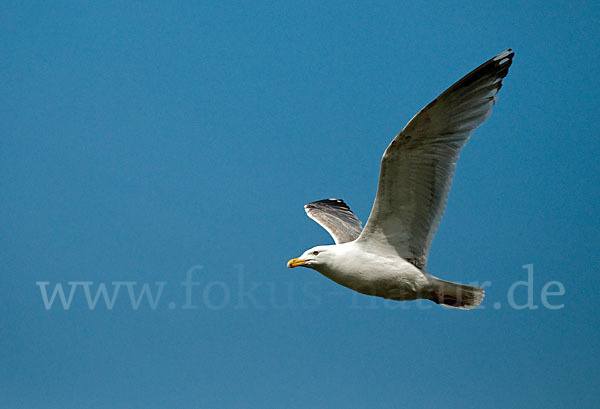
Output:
[
  {"xmin": 288, "ymin": 50, "xmax": 514, "ymax": 310},
  {"xmin": 289, "ymin": 241, "xmax": 483, "ymax": 308},
  {"xmin": 313, "ymin": 242, "xmax": 430, "ymax": 301}
]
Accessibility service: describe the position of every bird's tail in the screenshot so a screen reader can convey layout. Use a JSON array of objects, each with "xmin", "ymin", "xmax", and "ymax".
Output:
[{"xmin": 430, "ymin": 278, "xmax": 485, "ymax": 310}]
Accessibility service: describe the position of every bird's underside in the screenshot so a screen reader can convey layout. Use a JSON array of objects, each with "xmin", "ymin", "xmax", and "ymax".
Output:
[{"xmin": 288, "ymin": 50, "xmax": 515, "ymax": 310}]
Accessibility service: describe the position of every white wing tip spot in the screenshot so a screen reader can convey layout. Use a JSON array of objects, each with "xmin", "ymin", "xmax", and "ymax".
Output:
[{"xmin": 493, "ymin": 49, "xmax": 513, "ymax": 62}]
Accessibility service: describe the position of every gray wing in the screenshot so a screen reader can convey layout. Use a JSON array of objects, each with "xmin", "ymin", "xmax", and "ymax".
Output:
[
  {"xmin": 305, "ymin": 199, "xmax": 363, "ymax": 244},
  {"xmin": 357, "ymin": 50, "xmax": 514, "ymax": 269}
]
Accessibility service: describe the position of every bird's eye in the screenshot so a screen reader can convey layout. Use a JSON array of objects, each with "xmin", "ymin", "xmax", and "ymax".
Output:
[{"xmin": 312, "ymin": 251, "xmax": 319, "ymax": 256}]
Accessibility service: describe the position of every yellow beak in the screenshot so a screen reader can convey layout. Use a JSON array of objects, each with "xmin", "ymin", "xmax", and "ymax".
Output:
[{"xmin": 287, "ymin": 258, "xmax": 308, "ymax": 268}]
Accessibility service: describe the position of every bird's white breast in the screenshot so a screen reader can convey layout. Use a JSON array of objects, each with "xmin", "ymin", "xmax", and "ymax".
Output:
[{"xmin": 316, "ymin": 242, "xmax": 433, "ymax": 300}]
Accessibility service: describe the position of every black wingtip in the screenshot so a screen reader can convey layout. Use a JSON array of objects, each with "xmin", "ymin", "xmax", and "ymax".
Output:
[
  {"xmin": 305, "ymin": 198, "xmax": 352, "ymax": 211},
  {"xmin": 449, "ymin": 49, "xmax": 515, "ymax": 94}
]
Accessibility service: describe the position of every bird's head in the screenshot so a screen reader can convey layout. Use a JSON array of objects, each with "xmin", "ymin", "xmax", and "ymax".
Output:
[{"xmin": 287, "ymin": 245, "xmax": 333, "ymax": 270}]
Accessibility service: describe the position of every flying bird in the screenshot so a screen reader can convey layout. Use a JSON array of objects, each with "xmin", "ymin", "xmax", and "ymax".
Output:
[{"xmin": 287, "ymin": 49, "xmax": 514, "ymax": 309}]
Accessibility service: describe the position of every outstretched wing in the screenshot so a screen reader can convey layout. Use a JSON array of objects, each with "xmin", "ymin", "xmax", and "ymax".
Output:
[
  {"xmin": 305, "ymin": 199, "xmax": 363, "ymax": 244},
  {"xmin": 357, "ymin": 50, "xmax": 515, "ymax": 269}
]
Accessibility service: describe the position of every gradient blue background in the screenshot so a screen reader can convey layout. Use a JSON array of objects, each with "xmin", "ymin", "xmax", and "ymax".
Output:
[{"xmin": 2, "ymin": 1, "xmax": 599, "ymax": 408}]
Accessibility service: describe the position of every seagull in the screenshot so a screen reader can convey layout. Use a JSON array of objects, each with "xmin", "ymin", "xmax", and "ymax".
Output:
[{"xmin": 287, "ymin": 50, "xmax": 514, "ymax": 309}]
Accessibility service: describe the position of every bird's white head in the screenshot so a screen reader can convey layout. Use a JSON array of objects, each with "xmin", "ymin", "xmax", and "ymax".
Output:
[{"xmin": 287, "ymin": 245, "xmax": 335, "ymax": 271}]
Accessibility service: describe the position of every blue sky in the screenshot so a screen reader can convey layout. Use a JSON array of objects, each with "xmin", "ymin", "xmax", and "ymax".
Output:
[{"xmin": 1, "ymin": 1, "xmax": 599, "ymax": 408}]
